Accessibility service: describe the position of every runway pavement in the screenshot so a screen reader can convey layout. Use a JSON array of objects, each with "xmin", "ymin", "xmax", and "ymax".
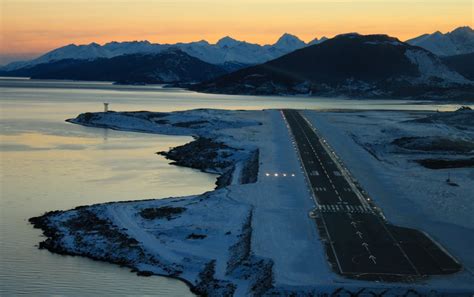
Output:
[{"xmin": 283, "ymin": 109, "xmax": 461, "ymax": 281}]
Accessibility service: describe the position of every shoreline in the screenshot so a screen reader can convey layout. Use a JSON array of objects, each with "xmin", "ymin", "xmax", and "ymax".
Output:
[
  {"xmin": 2, "ymin": 77, "xmax": 474, "ymax": 105},
  {"xmin": 31, "ymin": 109, "xmax": 265, "ymax": 296}
]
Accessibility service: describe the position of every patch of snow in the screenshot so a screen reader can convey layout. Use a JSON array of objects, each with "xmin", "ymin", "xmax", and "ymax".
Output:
[{"xmin": 404, "ymin": 49, "xmax": 471, "ymax": 84}]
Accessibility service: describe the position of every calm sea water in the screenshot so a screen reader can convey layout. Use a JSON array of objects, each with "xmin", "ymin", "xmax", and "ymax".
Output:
[{"xmin": 0, "ymin": 78, "xmax": 471, "ymax": 296}]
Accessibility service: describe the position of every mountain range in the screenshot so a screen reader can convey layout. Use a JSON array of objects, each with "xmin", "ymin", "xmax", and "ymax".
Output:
[
  {"xmin": 2, "ymin": 27, "xmax": 472, "ymax": 72},
  {"xmin": 0, "ymin": 26, "xmax": 472, "ymax": 100},
  {"xmin": 1, "ymin": 33, "xmax": 325, "ymax": 71},
  {"xmin": 192, "ymin": 33, "xmax": 473, "ymax": 100}
]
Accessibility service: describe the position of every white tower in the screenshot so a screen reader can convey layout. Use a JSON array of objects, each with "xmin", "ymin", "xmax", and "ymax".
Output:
[{"xmin": 104, "ymin": 103, "xmax": 109, "ymax": 112}]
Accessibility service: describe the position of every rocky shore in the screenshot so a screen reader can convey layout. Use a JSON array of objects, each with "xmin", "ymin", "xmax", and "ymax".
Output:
[{"xmin": 157, "ymin": 136, "xmax": 259, "ymax": 188}]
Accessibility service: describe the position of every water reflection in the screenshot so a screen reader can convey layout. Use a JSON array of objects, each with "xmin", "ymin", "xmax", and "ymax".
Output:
[{"xmin": 103, "ymin": 127, "xmax": 109, "ymax": 142}]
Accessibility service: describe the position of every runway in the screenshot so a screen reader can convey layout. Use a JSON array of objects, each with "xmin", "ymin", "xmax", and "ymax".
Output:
[{"xmin": 283, "ymin": 109, "xmax": 461, "ymax": 281}]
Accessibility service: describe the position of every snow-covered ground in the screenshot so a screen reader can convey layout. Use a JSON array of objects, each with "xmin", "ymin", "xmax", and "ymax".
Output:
[{"xmin": 31, "ymin": 108, "xmax": 474, "ymax": 296}]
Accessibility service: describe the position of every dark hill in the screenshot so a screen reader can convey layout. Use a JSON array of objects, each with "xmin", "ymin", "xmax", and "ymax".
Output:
[
  {"xmin": 192, "ymin": 34, "xmax": 473, "ymax": 99},
  {"xmin": 441, "ymin": 52, "xmax": 474, "ymax": 80},
  {"xmin": 0, "ymin": 49, "xmax": 227, "ymax": 84}
]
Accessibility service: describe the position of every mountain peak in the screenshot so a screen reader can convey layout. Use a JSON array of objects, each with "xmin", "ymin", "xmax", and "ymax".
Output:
[
  {"xmin": 308, "ymin": 36, "xmax": 329, "ymax": 46},
  {"xmin": 216, "ymin": 36, "xmax": 240, "ymax": 47},
  {"xmin": 274, "ymin": 33, "xmax": 305, "ymax": 49},
  {"xmin": 451, "ymin": 26, "xmax": 473, "ymax": 35},
  {"xmin": 276, "ymin": 33, "xmax": 302, "ymax": 42},
  {"xmin": 334, "ymin": 33, "xmax": 401, "ymax": 44},
  {"xmin": 308, "ymin": 38, "xmax": 319, "ymax": 45},
  {"xmin": 195, "ymin": 40, "xmax": 210, "ymax": 45},
  {"xmin": 335, "ymin": 32, "xmax": 361, "ymax": 39}
]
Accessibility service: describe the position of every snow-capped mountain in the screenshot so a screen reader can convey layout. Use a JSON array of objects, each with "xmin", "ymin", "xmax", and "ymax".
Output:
[
  {"xmin": 406, "ymin": 26, "xmax": 474, "ymax": 56},
  {"xmin": 1, "ymin": 33, "xmax": 323, "ymax": 71},
  {"xmin": 2, "ymin": 43, "xmax": 113, "ymax": 71},
  {"xmin": 192, "ymin": 33, "xmax": 473, "ymax": 99}
]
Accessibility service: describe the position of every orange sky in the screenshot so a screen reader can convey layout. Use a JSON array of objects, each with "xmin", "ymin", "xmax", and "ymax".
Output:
[{"xmin": 1, "ymin": 0, "xmax": 473, "ymax": 58}]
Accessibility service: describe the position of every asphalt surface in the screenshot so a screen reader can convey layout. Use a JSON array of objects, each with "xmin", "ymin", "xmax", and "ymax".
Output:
[{"xmin": 283, "ymin": 109, "xmax": 461, "ymax": 281}]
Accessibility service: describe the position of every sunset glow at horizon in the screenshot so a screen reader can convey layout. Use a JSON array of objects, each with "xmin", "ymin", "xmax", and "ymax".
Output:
[{"xmin": 1, "ymin": 0, "xmax": 473, "ymax": 59}]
